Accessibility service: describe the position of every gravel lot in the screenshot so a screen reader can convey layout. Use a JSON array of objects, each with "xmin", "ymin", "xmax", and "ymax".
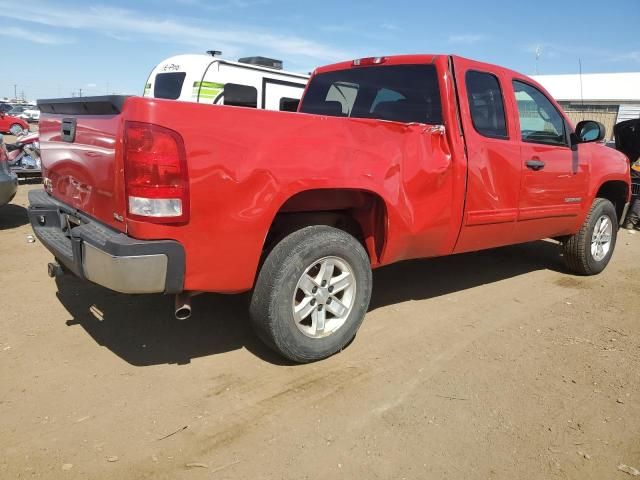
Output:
[{"xmin": 1, "ymin": 184, "xmax": 639, "ymax": 479}]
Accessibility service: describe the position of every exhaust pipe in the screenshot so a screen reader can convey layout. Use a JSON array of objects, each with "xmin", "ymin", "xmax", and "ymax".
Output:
[
  {"xmin": 47, "ymin": 262, "xmax": 64, "ymax": 278},
  {"xmin": 174, "ymin": 293, "xmax": 192, "ymax": 321}
]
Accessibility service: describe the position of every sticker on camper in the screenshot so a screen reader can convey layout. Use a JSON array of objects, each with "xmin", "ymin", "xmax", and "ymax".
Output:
[
  {"xmin": 143, "ymin": 83, "xmax": 151, "ymax": 97},
  {"xmin": 193, "ymin": 81, "xmax": 224, "ymax": 102}
]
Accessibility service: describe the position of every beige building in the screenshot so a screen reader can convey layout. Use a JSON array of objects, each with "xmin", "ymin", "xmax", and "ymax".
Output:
[{"xmin": 532, "ymin": 72, "xmax": 640, "ymax": 140}]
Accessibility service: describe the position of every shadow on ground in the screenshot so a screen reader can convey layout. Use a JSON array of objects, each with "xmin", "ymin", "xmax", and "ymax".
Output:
[
  {"xmin": 56, "ymin": 240, "xmax": 566, "ymax": 367},
  {"xmin": 0, "ymin": 203, "xmax": 29, "ymax": 230},
  {"xmin": 368, "ymin": 239, "xmax": 565, "ymax": 311}
]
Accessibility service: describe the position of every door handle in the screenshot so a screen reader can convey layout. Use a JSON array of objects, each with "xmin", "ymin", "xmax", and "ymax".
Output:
[{"xmin": 526, "ymin": 159, "xmax": 545, "ymax": 171}]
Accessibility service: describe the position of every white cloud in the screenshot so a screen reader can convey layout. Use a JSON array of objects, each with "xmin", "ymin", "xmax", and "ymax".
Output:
[
  {"xmin": 381, "ymin": 23, "xmax": 399, "ymax": 31},
  {"xmin": 448, "ymin": 34, "xmax": 486, "ymax": 45},
  {"xmin": 0, "ymin": 1, "xmax": 350, "ymax": 62},
  {"xmin": 0, "ymin": 26, "xmax": 72, "ymax": 45},
  {"xmin": 176, "ymin": 0, "xmax": 271, "ymax": 10},
  {"xmin": 525, "ymin": 42, "xmax": 640, "ymax": 65},
  {"xmin": 321, "ymin": 25, "xmax": 354, "ymax": 33},
  {"xmin": 612, "ymin": 51, "xmax": 640, "ymax": 63}
]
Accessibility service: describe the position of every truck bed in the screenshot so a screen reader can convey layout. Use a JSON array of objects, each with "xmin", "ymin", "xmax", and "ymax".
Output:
[{"xmin": 37, "ymin": 94, "xmax": 463, "ymax": 292}]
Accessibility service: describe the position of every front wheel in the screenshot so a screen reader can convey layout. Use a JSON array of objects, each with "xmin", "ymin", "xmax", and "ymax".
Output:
[
  {"xmin": 563, "ymin": 198, "xmax": 618, "ymax": 275},
  {"xmin": 250, "ymin": 226, "xmax": 372, "ymax": 363}
]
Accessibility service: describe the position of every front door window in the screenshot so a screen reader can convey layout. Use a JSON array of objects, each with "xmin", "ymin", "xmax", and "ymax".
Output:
[{"xmin": 513, "ymin": 80, "xmax": 567, "ymax": 146}]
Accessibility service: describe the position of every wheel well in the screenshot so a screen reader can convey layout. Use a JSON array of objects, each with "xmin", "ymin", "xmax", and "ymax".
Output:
[
  {"xmin": 264, "ymin": 189, "xmax": 387, "ymax": 264},
  {"xmin": 597, "ymin": 181, "xmax": 629, "ymax": 222}
]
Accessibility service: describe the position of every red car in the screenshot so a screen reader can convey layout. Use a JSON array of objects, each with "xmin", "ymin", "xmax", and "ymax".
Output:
[
  {"xmin": 30, "ymin": 55, "xmax": 631, "ymax": 362},
  {"xmin": 0, "ymin": 112, "xmax": 28, "ymax": 135}
]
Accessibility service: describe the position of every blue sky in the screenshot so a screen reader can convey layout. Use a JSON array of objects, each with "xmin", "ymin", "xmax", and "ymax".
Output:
[{"xmin": 0, "ymin": 0, "xmax": 638, "ymax": 100}]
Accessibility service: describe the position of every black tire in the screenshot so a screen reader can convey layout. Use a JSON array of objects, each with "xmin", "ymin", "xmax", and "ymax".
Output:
[
  {"xmin": 563, "ymin": 198, "xmax": 618, "ymax": 275},
  {"xmin": 250, "ymin": 225, "xmax": 372, "ymax": 363}
]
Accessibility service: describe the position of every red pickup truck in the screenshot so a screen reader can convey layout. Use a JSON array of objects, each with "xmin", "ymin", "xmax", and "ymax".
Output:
[{"xmin": 30, "ymin": 54, "xmax": 631, "ymax": 362}]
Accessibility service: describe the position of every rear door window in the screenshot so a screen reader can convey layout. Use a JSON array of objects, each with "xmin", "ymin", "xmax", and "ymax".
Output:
[
  {"xmin": 154, "ymin": 72, "xmax": 187, "ymax": 100},
  {"xmin": 465, "ymin": 71, "xmax": 508, "ymax": 138},
  {"xmin": 224, "ymin": 84, "xmax": 258, "ymax": 108},
  {"xmin": 301, "ymin": 65, "xmax": 442, "ymax": 124}
]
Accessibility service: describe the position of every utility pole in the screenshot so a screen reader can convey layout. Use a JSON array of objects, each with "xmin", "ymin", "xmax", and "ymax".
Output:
[
  {"xmin": 578, "ymin": 58, "xmax": 585, "ymax": 121},
  {"xmin": 535, "ymin": 45, "xmax": 542, "ymax": 75},
  {"xmin": 79, "ymin": 88, "xmax": 83, "ymax": 97},
  {"xmin": 13, "ymin": 84, "xmax": 17, "ymax": 100}
]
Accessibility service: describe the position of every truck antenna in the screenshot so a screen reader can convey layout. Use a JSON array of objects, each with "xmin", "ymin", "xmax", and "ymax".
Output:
[{"xmin": 206, "ymin": 50, "xmax": 222, "ymax": 57}]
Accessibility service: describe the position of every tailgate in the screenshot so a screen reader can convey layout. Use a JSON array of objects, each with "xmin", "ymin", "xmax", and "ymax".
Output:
[{"xmin": 37, "ymin": 96, "xmax": 130, "ymax": 232}]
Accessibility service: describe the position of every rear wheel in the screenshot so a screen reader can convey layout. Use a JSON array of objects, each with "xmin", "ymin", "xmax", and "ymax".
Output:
[
  {"xmin": 9, "ymin": 123, "xmax": 24, "ymax": 136},
  {"xmin": 563, "ymin": 198, "xmax": 618, "ymax": 275},
  {"xmin": 250, "ymin": 225, "xmax": 372, "ymax": 363}
]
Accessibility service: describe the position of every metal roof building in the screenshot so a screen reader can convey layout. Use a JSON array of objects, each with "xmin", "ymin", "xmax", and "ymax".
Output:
[{"xmin": 532, "ymin": 72, "xmax": 640, "ymax": 137}]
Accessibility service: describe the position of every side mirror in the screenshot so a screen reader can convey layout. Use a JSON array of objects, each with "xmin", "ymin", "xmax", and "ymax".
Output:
[{"xmin": 574, "ymin": 120, "xmax": 605, "ymax": 144}]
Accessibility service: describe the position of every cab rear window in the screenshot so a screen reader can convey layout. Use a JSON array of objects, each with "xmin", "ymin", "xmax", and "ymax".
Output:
[
  {"xmin": 154, "ymin": 72, "xmax": 186, "ymax": 100},
  {"xmin": 300, "ymin": 65, "xmax": 442, "ymax": 125}
]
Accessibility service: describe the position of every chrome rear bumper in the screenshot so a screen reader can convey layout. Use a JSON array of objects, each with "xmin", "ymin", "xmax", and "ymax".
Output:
[{"xmin": 28, "ymin": 190, "xmax": 185, "ymax": 294}]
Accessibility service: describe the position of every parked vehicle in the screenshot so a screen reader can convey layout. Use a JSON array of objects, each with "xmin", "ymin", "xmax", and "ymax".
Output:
[
  {"xmin": 0, "ymin": 103, "xmax": 12, "ymax": 114},
  {"xmin": 145, "ymin": 52, "xmax": 308, "ymax": 111},
  {"xmin": 0, "ymin": 112, "xmax": 28, "ymax": 135},
  {"xmin": 7, "ymin": 130, "xmax": 40, "ymax": 177},
  {"xmin": 8, "ymin": 105, "xmax": 28, "ymax": 115},
  {"xmin": 19, "ymin": 106, "xmax": 40, "ymax": 123},
  {"xmin": 0, "ymin": 135, "xmax": 19, "ymax": 207},
  {"xmin": 614, "ymin": 118, "xmax": 640, "ymax": 228},
  {"xmin": 30, "ymin": 54, "xmax": 631, "ymax": 362}
]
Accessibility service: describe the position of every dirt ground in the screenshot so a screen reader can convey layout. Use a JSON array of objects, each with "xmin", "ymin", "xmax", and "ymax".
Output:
[{"xmin": 1, "ymin": 184, "xmax": 639, "ymax": 479}]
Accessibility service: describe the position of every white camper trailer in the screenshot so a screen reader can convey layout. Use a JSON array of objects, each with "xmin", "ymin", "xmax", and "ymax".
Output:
[{"xmin": 144, "ymin": 53, "xmax": 309, "ymax": 112}]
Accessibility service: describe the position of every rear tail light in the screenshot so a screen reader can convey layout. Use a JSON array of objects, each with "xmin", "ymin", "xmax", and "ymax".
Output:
[{"xmin": 124, "ymin": 121, "xmax": 189, "ymax": 224}]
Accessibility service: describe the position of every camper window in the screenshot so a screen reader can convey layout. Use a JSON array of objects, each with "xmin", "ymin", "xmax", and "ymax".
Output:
[
  {"xmin": 224, "ymin": 84, "xmax": 258, "ymax": 108},
  {"xmin": 279, "ymin": 97, "xmax": 299, "ymax": 112},
  {"xmin": 154, "ymin": 72, "xmax": 187, "ymax": 100}
]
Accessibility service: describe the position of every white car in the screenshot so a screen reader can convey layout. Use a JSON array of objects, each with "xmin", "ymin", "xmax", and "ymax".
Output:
[{"xmin": 19, "ymin": 107, "xmax": 40, "ymax": 122}]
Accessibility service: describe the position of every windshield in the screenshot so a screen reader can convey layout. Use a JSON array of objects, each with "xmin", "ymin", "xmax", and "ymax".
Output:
[{"xmin": 300, "ymin": 64, "xmax": 442, "ymax": 125}]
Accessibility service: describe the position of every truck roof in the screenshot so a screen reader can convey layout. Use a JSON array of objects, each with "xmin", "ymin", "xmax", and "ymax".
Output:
[
  {"xmin": 313, "ymin": 53, "xmax": 552, "ymax": 104},
  {"xmin": 314, "ymin": 54, "xmax": 530, "ymax": 81}
]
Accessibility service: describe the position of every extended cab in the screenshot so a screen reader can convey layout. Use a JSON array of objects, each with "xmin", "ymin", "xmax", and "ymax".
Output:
[{"xmin": 29, "ymin": 55, "xmax": 631, "ymax": 362}]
